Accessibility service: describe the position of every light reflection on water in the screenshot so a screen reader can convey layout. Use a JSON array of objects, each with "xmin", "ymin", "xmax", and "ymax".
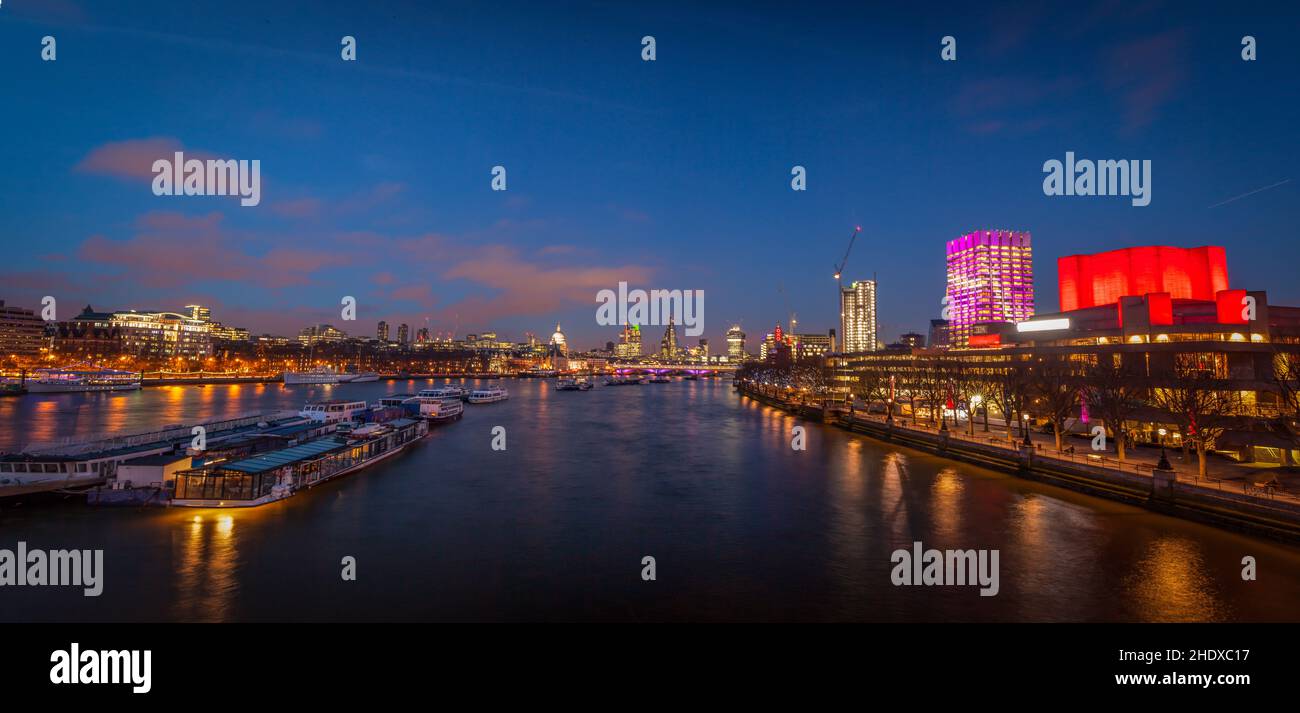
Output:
[{"xmin": 1, "ymin": 379, "xmax": 1299, "ymax": 622}]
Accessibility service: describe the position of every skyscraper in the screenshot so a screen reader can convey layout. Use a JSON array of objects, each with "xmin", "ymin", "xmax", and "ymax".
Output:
[
  {"xmin": 377, "ymin": 321, "xmax": 389, "ymax": 341},
  {"xmin": 839, "ymin": 280, "xmax": 878, "ymax": 353},
  {"xmin": 615, "ymin": 322, "xmax": 642, "ymax": 358},
  {"xmin": 397, "ymin": 323, "xmax": 410, "ymax": 346},
  {"xmin": 726, "ymin": 325, "xmax": 746, "ymax": 361},
  {"xmin": 660, "ymin": 318, "xmax": 679, "ymax": 358},
  {"xmin": 945, "ymin": 230, "xmax": 1034, "ymax": 348}
]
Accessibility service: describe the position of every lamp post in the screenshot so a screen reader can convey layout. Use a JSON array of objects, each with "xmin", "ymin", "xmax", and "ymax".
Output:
[
  {"xmin": 1022, "ymin": 412, "xmax": 1032, "ymax": 447},
  {"xmin": 1157, "ymin": 428, "xmax": 1172, "ymax": 471}
]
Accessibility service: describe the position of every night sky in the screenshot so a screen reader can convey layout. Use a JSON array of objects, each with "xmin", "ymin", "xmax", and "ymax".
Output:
[{"xmin": 1, "ymin": 0, "xmax": 1296, "ymax": 349}]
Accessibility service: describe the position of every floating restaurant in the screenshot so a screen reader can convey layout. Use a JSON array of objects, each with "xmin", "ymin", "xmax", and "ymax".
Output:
[{"xmin": 171, "ymin": 418, "xmax": 427, "ymax": 507}]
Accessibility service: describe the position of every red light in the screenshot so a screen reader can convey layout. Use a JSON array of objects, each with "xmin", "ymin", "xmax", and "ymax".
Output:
[
  {"xmin": 1058, "ymin": 246, "xmax": 1229, "ymax": 311},
  {"xmin": 1215, "ymin": 289, "xmax": 1249, "ymax": 325},
  {"xmin": 1147, "ymin": 292, "xmax": 1173, "ymax": 326}
]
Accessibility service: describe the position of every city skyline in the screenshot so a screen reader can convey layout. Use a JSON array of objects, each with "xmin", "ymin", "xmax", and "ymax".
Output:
[{"xmin": 0, "ymin": 2, "xmax": 1296, "ymax": 350}]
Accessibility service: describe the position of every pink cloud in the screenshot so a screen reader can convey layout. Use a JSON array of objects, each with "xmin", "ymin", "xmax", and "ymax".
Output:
[
  {"xmin": 76, "ymin": 211, "xmax": 345, "ymax": 289},
  {"xmin": 74, "ymin": 137, "xmax": 217, "ymax": 182},
  {"xmin": 437, "ymin": 245, "xmax": 654, "ymax": 326}
]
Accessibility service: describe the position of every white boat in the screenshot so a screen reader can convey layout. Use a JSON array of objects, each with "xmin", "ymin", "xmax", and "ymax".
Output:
[
  {"xmin": 410, "ymin": 395, "xmax": 464, "ymax": 423},
  {"xmin": 300, "ymin": 399, "xmax": 370, "ymax": 423},
  {"xmin": 25, "ymin": 366, "xmax": 142, "ymax": 393},
  {"xmin": 466, "ymin": 385, "xmax": 509, "ymax": 403},
  {"xmin": 284, "ymin": 367, "xmax": 341, "ymax": 385},
  {"xmin": 419, "ymin": 385, "xmax": 467, "ymax": 400}
]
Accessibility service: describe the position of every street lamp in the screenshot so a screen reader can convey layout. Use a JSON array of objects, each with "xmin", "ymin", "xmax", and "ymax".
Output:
[
  {"xmin": 1157, "ymin": 428, "xmax": 1172, "ymax": 470},
  {"xmin": 1022, "ymin": 412, "xmax": 1032, "ymax": 447}
]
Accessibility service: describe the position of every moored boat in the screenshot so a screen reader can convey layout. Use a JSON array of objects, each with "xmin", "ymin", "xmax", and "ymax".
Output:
[
  {"xmin": 25, "ymin": 366, "xmax": 142, "ymax": 393},
  {"xmin": 171, "ymin": 418, "xmax": 428, "ymax": 507},
  {"xmin": 466, "ymin": 385, "xmax": 509, "ymax": 403},
  {"xmin": 300, "ymin": 399, "xmax": 370, "ymax": 423}
]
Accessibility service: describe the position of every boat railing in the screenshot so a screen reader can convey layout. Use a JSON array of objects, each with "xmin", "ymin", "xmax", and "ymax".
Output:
[{"xmin": 23, "ymin": 409, "xmax": 300, "ymax": 456}]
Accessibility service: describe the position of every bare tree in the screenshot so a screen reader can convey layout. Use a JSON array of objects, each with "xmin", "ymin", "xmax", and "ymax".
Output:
[
  {"xmin": 1268, "ymin": 347, "xmax": 1300, "ymax": 420},
  {"xmin": 1079, "ymin": 360, "xmax": 1145, "ymax": 462},
  {"xmin": 1028, "ymin": 354, "xmax": 1080, "ymax": 451},
  {"xmin": 1151, "ymin": 354, "xmax": 1243, "ymax": 479},
  {"xmin": 986, "ymin": 358, "xmax": 1030, "ymax": 443}
]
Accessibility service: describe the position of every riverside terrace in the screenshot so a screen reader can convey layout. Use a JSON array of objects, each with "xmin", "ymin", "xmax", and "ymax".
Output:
[{"xmin": 825, "ymin": 288, "xmax": 1300, "ymax": 476}]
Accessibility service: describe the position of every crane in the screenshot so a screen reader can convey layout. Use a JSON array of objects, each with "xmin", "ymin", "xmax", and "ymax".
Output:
[
  {"xmin": 834, "ymin": 226, "xmax": 863, "ymax": 352},
  {"xmin": 833, "ymin": 225, "xmax": 862, "ymax": 283}
]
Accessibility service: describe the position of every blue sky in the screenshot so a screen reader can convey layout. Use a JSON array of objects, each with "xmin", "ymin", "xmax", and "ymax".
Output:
[{"xmin": 1, "ymin": 0, "xmax": 1297, "ymax": 349}]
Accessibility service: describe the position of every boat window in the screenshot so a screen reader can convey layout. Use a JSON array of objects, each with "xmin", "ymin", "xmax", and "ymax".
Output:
[
  {"xmin": 0, "ymin": 464, "xmax": 10, "ymax": 472},
  {"xmin": 77, "ymin": 464, "xmax": 88, "ymax": 472},
  {"xmin": 45, "ymin": 464, "xmax": 60, "ymax": 473},
  {"xmin": 14, "ymin": 464, "xmax": 27, "ymax": 473}
]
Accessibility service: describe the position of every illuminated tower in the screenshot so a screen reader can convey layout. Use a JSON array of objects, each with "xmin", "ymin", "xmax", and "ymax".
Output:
[
  {"xmin": 726, "ymin": 325, "xmax": 746, "ymax": 361},
  {"xmin": 839, "ymin": 280, "xmax": 877, "ymax": 353},
  {"xmin": 377, "ymin": 320, "xmax": 389, "ymax": 342},
  {"xmin": 660, "ymin": 318, "xmax": 679, "ymax": 358},
  {"xmin": 945, "ymin": 230, "xmax": 1034, "ymax": 348}
]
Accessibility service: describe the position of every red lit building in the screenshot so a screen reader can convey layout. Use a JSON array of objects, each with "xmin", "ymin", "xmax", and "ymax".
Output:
[{"xmin": 1057, "ymin": 245, "xmax": 1229, "ymax": 312}]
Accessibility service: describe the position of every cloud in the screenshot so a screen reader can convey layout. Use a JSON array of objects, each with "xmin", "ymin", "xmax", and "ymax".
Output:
[
  {"xmin": 437, "ymin": 245, "xmax": 654, "ymax": 326},
  {"xmin": 75, "ymin": 211, "xmax": 347, "ymax": 289},
  {"xmin": 74, "ymin": 137, "xmax": 216, "ymax": 182}
]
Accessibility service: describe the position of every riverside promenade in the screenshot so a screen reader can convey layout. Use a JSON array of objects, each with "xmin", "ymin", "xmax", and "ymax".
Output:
[{"xmin": 737, "ymin": 383, "xmax": 1300, "ymax": 542}]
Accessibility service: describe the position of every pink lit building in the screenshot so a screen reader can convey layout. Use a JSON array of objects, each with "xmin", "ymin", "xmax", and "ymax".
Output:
[{"xmin": 945, "ymin": 230, "xmax": 1034, "ymax": 348}]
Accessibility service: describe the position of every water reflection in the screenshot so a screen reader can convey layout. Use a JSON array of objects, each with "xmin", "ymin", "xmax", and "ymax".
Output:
[{"xmin": 3, "ymin": 379, "xmax": 1299, "ymax": 622}]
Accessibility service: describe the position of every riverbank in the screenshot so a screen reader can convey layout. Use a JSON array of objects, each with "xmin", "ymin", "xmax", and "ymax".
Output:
[{"xmin": 738, "ymin": 383, "xmax": 1300, "ymax": 543}]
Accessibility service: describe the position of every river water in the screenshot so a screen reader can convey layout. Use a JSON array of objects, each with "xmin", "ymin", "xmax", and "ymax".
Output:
[{"xmin": 2, "ymin": 378, "xmax": 1299, "ymax": 622}]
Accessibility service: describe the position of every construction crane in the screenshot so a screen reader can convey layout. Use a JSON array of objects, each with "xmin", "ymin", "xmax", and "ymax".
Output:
[
  {"xmin": 834, "ymin": 226, "xmax": 863, "ymax": 351},
  {"xmin": 833, "ymin": 225, "xmax": 863, "ymax": 284}
]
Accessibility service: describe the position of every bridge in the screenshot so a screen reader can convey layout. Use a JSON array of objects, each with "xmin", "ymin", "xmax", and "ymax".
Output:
[{"xmin": 606, "ymin": 363, "xmax": 738, "ymax": 373}]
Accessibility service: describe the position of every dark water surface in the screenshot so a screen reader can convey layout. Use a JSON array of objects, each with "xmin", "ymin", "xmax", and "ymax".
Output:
[{"xmin": 2, "ymin": 378, "xmax": 1299, "ymax": 622}]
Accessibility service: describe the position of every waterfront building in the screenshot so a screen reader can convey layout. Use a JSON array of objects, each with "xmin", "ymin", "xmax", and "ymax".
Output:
[
  {"xmin": 945, "ymin": 230, "xmax": 1034, "ymax": 349},
  {"xmin": 839, "ymin": 280, "xmax": 878, "ymax": 353},
  {"xmin": 1057, "ymin": 245, "xmax": 1228, "ymax": 311},
  {"xmin": 726, "ymin": 325, "xmax": 746, "ymax": 361},
  {"xmin": 298, "ymin": 324, "xmax": 347, "ymax": 346},
  {"xmin": 184, "ymin": 304, "xmax": 212, "ymax": 322},
  {"xmin": 57, "ymin": 306, "xmax": 213, "ymax": 359},
  {"xmin": 210, "ymin": 324, "xmax": 250, "ymax": 342},
  {"xmin": 0, "ymin": 299, "xmax": 46, "ymax": 359},
  {"xmin": 834, "ymin": 245, "xmax": 1300, "ymax": 465},
  {"xmin": 377, "ymin": 321, "xmax": 389, "ymax": 342},
  {"xmin": 549, "ymin": 323, "xmax": 568, "ymax": 357},
  {"xmin": 793, "ymin": 332, "xmax": 834, "ymax": 360}
]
